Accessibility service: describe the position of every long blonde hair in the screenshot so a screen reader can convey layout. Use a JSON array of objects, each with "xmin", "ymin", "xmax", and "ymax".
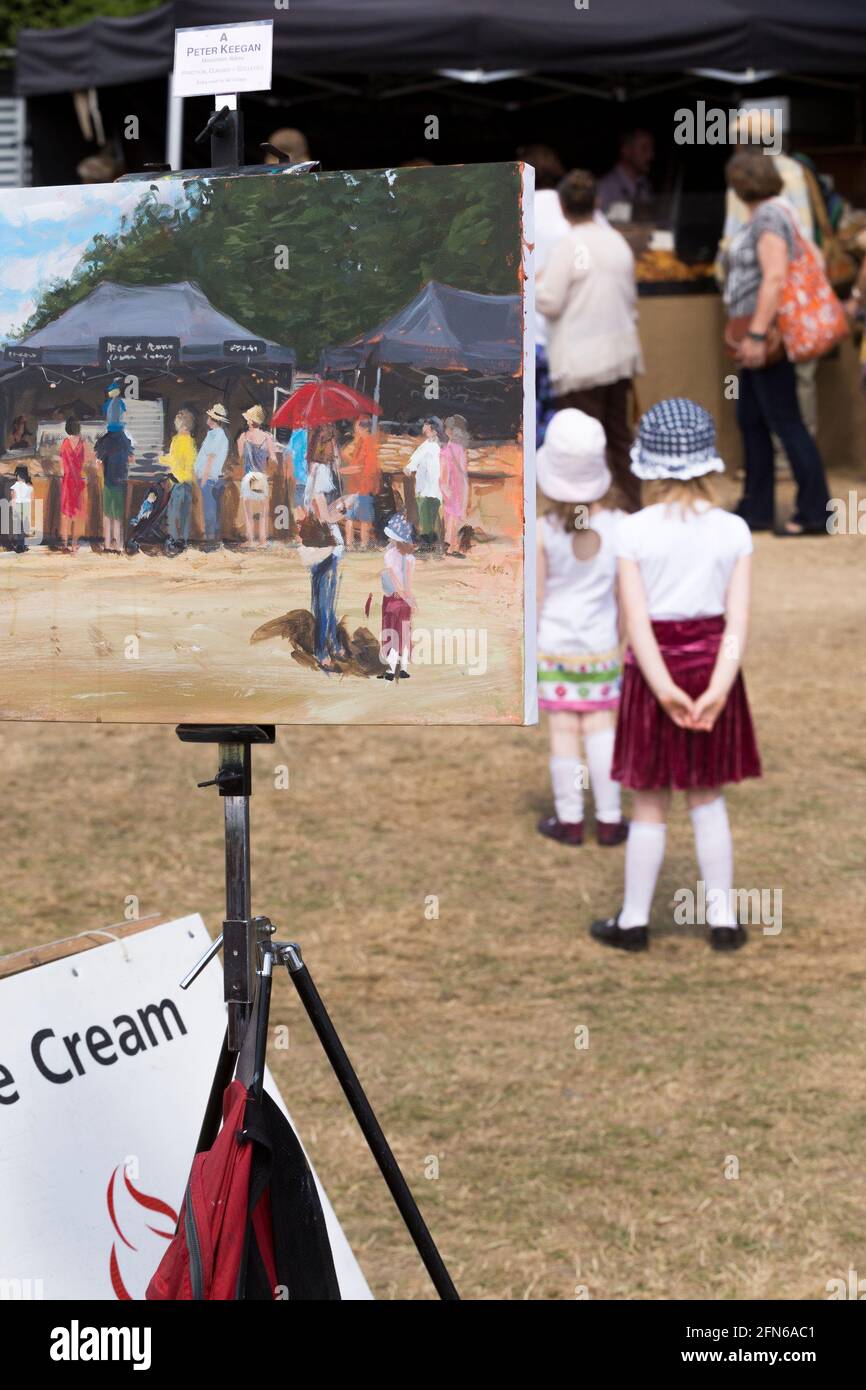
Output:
[{"xmin": 643, "ymin": 476, "xmax": 719, "ymax": 511}]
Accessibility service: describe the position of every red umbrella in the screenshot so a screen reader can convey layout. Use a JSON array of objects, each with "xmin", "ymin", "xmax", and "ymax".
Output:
[{"xmin": 271, "ymin": 380, "xmax": 382, "ymax": 430}]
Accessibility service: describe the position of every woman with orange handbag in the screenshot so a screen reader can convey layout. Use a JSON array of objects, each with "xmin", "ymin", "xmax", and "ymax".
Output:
[{"xmin": 722, "ymin": 152, "xmax": 838, "ymax": 537}]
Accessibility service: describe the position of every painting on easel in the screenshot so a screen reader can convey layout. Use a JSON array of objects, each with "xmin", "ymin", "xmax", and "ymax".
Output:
[{"xmin": 0, "ymin": 163, "xmax": 534, "ymax": 724}]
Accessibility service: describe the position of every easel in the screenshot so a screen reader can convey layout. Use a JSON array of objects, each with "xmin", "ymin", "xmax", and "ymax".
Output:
[{"xmin": 170, "ymin": 96, "xmax": 459, "ymax": 1301}]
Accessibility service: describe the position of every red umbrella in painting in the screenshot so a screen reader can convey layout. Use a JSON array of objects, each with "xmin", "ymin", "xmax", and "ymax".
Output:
[{"xmin": 270, "ymin": 380, "xmax": 382, "ymax": 430}]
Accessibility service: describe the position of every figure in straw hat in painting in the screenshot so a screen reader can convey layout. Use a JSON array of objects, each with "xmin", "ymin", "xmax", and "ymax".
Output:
[
  {"xmin": 237, "ymin": 404, "xmax": 278, "ymax": 548},
  {"xmin": 195, "ymin": 403, "xmax": 230, "ymax": 549}
]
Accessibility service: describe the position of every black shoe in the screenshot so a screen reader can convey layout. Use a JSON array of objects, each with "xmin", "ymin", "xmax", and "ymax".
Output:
[
  {"xmin": 398, "ymin": 669, "xmax": 411, "ymax": 679},
  {"xmin": 709, "ymin": 925, "xmax": 748, "ymax": 951},
  {"xmin": 589, "ymin": 912, "xmax": 648, "ymax": 952}
]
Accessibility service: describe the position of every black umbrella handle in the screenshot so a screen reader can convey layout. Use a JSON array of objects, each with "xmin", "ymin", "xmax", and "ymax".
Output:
[{"xmin": 276, "ymin": 943, "xmax": 460, "ymax": 1301}]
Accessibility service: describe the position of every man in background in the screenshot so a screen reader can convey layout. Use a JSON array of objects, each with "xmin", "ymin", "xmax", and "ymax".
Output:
[{"xmin": 597, "ymin": 130, "xmax": 656, "ymax": 219}]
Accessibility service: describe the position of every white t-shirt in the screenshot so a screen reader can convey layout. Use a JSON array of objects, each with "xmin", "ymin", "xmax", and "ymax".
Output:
[
  {"xmin": 537, "ymin": 508, "xmax": 623, "ymax": 657},
  {"xmin": 405, "ymin": 438, "xmax": 442, "ymax": 499},
  {"xmin": 533, "ymin": 189, "xmax": 570, "ymax": 350},
  {"xmin": 616, "ymin": 502, "xmax": 753, "ymax": 620}
]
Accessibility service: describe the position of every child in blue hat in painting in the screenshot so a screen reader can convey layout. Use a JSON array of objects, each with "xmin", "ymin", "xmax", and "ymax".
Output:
[
  {"xmin": 379, "ymin": 513, "xmax": 416, "ymax": 680},
  {"xmin": 102, "ymin": 379, "xmax": 126, "ymax": 433}
]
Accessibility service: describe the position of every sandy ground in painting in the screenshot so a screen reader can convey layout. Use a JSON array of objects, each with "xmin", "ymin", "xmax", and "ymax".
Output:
[
  {"xmin": 1, "ymin": 471, "xmax": 865, "ymax": 1300},
  {"xmin": 0, "ymin": 538, "xmax": 526, "ymax": 724}
]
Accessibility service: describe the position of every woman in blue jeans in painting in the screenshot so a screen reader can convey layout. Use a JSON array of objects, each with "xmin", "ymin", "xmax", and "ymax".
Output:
[
  {"xmin": 299, "ymin": 424, "xmax": 354, "ymax": 670},
  {"xmin": 723, "ymin": 151, "xmax": 831, "ymax": 536}
]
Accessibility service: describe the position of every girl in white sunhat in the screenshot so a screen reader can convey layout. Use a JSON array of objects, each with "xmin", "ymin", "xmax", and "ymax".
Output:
[
  {"xmin": 590, "ymin": 398, "xmax": 762, "ymax": 955},
  {"xmin": 536, "ymin": 408, "xmax": 629, "ymax": 848}
]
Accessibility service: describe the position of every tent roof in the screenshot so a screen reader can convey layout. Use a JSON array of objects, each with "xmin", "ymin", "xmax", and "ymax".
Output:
[
  {"xmin": 15, "ymin": 0, "xmax": 866, "ymax": 95},
  {"xmin": 17, "ymin": 280, "xmax": 295, "ymax": 368},
  {"xmin": 321, "ymin": 280, "xmax": 521, "ymax": 375}
]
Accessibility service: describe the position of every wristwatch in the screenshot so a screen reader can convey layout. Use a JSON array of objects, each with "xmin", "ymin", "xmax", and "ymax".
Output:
[{"xmin": 746, "ymin": 329, "xmax": 767, "ymax": 341}]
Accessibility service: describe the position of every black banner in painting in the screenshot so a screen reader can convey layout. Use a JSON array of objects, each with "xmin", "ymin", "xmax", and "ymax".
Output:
[
  {"xmin": 99, "ymin": 337, "xmax": 180, "ymax": 369},
  {"xmin": 3, "ymin": 345, "xmax": 43, "ymax": 363},
  {"xmin": 223, "ymin": 339, "xmax": 267, "ymax": 358}
]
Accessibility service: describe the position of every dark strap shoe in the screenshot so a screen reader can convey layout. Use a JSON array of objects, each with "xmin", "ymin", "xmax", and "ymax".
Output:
[
  {"xmin": 596, "ymin": 819, "xmax": 629, "ymax": 847},
  {"xmin": 537, "ymin": 815, "xmax": 583, "ymax": 846},
  {"xmin": 709, "ymin": 925, "xmax": 748, "ymax": 951},
  {"xmin": 590, "ymin": 912, "xmax": 649, "ymax": 952}
]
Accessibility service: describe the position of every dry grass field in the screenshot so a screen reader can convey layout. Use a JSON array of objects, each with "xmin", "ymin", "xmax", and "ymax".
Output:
[{"xmin": 1, "ymin": 472, "xmax": 864, "ymax": 1300}]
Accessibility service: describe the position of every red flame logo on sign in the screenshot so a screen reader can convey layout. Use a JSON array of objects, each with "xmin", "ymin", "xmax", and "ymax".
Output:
[{"xmin": 107, "ymin": 1166, "xmax": 178, "ymax": 1300}]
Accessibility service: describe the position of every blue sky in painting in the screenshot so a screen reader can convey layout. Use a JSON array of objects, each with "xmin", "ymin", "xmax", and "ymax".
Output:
[{"xmin": 0, "ymin": 183, "xmax": 190, "ymax": 338}]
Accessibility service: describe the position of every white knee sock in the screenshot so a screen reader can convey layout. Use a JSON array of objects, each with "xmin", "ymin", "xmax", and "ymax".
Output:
[
  {"xmin": 549, "ymin": 756, "xmax": 584, "ymax": 824},
  {"xmin": 690, "ymin": 796, "xmax": 735, "ymax": 927},
  {"xmin": 620, "ymin": 821, "xmax": 666, "ymax": 927},
  {"xmin": 584, "ymin": 728, "xmax": 622, "ymax": 825}
]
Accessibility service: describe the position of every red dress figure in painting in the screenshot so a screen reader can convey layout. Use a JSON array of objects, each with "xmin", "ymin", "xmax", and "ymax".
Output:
[
  {"xmin": 379, "ymin": 513, "xmax": 416, "ymax": 680},
  {"xmin": 59, "ymin": 417, "xmax": 86, "ymax": 554}
]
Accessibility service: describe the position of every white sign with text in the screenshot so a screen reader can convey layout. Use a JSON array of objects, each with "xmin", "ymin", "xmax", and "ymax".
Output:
[
  {"xmin": 173, "ymin": 20, "xmax": 274, "ymax": 99},
  {"xmin": 0, "ymin": 915, "xmax": 371, "ymax": 1300}
]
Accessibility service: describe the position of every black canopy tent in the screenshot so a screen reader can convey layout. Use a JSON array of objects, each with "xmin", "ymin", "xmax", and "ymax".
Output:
[
  {"xmin": 14, "ymin": 1, "xmax": 866, "ymax": 94},
  {"xmin": 0, "ymin": 279, "xmax": 295, "ymax": 462},
  {"xmin": 321, "ymin": 281, "xmax": 521, "ymax": 375},
  {"xmin": 11, "ymin": 280, "xmax": 295, "ymax": 370},
  {"xmin": 321, "ymin": 281, "xmax": 523, "ymax": 439}
]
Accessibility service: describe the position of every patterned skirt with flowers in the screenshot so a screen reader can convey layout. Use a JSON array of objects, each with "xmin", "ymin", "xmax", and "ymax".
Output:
[{"xmin": 537, "ymin": 648, "xmax": 622, "ymax": 713}]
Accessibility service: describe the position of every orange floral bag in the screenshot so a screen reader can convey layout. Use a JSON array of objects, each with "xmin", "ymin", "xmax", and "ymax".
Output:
[{"xmin": 774, "ymin": 200, "xmax": 849, "ymax": 363}]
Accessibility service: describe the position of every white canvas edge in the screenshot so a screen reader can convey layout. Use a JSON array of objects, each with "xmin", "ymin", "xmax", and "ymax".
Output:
[{"xmin": 521, "ymin": 162, "xmax": 538, "ymax": 726}]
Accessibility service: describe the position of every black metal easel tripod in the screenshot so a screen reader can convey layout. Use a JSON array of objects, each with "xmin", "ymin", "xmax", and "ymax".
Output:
[{"xmin": 177, "ymin": 724, "xmax": 459, "ymax": 1301}]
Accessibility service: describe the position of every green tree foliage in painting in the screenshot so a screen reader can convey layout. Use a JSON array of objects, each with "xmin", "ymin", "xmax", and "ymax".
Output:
[
  {"xmin": 19, "ymin": 166, "xmax": 523, "ymax": 369},
  {"xmin": 1, "ymin": 0, "xmax": 160, "ymax": 55}
]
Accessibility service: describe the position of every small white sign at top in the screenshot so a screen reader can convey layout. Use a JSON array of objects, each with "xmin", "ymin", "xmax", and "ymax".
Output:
[{"xmin": 173, "ymin": 19, "xmax": 274, "ymax": 99}]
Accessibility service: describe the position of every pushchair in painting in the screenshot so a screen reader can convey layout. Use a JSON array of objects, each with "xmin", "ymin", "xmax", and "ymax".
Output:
[{"xmin": 126, "ymin": 473, "xmax": 175, "ymax": 554}]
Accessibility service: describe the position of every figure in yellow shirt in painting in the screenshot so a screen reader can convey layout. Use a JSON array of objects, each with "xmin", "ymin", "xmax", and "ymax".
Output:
[{"xmin": 161, "ymin": 408, "xmax": 197, "ymax": 552}]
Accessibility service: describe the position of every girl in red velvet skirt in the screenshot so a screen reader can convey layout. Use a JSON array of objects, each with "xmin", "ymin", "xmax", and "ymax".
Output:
[{"xmin": 590, "ymin": 398, "xmax": 761, "ymax": 954}]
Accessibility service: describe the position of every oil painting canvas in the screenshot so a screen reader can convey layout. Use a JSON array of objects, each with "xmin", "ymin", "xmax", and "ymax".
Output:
[{"xmin": 0, "ymin": 163, "xmax": 534, "ymax": 724}]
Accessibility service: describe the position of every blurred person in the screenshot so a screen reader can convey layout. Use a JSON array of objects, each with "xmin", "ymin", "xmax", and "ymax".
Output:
[
  {"xmin": 264, "ymin": 128, "xmax": 310, "ymax": 165},
  {"xmin": 536, "ymin": 169, "xmax": 643, "ymax": 510},
  {"xmin": 597, "ymin": 129, "xmax": 655, "ymax": 218},
  {"xmin": 535, "ymin": 409, "xmax": 628, "ymax": 848},
  {"xmin": 717, "ymin": 110, "xmax": 818, "ymax": 447},
  {"xmin": 721, "ymin": 152, "xmax": 831, "ymax": 536},
  {"xmin": 519, "ymin": 143, "xmax": 569, "ymax": 446}
]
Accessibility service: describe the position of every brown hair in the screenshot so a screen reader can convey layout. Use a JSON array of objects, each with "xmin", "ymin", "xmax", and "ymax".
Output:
[
  {"xmin": 543, "ymin": 498, "xmax": 601, "ymax": 532},
  {"xmin": 725, "ymin": 150, "xmax": 783, "ymax": 204},
  {"xmin": 644, "ymin": 476, "xmax": 719, "ymax": 511},
  {"xmin": 518, "ymin": 143, "xmax": 566, "ymax": 190},
  {"xmin": 557, "ymin": 169, "xmax": 596, "ymax": 221}
]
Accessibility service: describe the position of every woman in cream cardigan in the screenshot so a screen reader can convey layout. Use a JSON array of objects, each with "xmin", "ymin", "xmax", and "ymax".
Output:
[{"xmin": 536, "ymin": 169, "xmax": 644, "ymax": 510}]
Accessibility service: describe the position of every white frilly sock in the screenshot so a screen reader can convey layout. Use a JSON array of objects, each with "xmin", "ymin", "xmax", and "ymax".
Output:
[
  {"xmin": 620, "ymin": 821, "xmax": 667, "ymax": 928},
  {"xmin": 584, "ymin": 728, "xmax": 622, "ymax": 825},
  {"xmin": 690, "ymin": 796, "xmax": 735, "ymax": 927},
  {"xmin": 549, "ymin": 756, "xmax": 584, "ymax": 824}
]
